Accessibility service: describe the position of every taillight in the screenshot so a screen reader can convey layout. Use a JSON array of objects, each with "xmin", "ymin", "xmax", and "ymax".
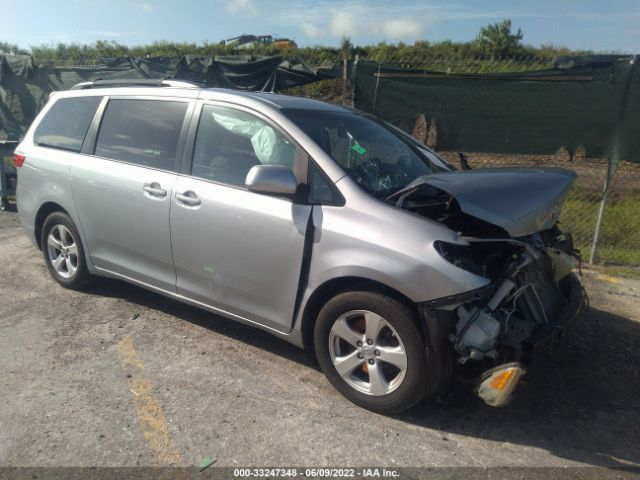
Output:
[{"xmin": 13, "ymin": 154, "xmax": 26, "ymax": 168}]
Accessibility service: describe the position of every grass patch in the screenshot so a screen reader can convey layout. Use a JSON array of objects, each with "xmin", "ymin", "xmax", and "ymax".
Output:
[
  {"xmin": 585, "ymin": 264, "xmax": 640, "ymax": 280},
  {"xmin": 561, "ymin": 193, "xmax": 640, "ymax": 266}
]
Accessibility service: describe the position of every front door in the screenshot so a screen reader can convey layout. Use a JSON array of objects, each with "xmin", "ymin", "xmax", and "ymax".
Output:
[{"xmin": 170, "ymin": 103, "xmax": 311, "ymax": 332}]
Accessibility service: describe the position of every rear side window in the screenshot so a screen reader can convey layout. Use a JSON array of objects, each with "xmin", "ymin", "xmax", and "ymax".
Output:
[
  {"xmin": 95, "ymin": 99, "xmax": 188, "ymax": 171},
  {"xmin": 34, "ymin": 96, "xmax": 102, "ymax": 152}
]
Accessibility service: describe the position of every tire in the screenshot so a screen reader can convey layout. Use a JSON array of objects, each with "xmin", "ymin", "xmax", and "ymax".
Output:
[
  {"xmin": 314, "ymin": 291, "xmax": 428, "ymax": 414},
  {"xmin": 41, "ymin": 211, "xmax": 92, "ymax": 289}
]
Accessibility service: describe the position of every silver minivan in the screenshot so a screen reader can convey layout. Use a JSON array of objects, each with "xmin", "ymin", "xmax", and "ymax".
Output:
[{"xmin": 16, "ymin": 81, "xmax": 585, "ymax": 412}]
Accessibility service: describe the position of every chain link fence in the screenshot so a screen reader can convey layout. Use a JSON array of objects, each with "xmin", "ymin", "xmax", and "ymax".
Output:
[{"xmin": 436, "ymin": 153, "xmax": 640, "ymax": 266}]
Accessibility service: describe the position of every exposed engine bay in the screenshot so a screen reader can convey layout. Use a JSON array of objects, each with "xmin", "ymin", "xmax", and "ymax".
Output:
[
  {"xmin": 436, "ymin": 229, "xmax": 585, "ymax": 406},
  {"xmin": 391, "ymin": 169, "xmax": 587, "ymax": 406},
  {"xmin": 443, "ymin": 228, "xmax": 583, "ymax": 364}
]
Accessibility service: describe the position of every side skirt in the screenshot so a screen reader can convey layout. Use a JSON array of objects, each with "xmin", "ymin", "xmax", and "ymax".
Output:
[{"xmin": 93, "ymin": 265, "xmax": 305, "ymax": 348}]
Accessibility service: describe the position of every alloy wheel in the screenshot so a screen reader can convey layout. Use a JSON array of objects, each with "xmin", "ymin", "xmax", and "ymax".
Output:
[
  {"xmin": 328, "ymin": 310, "xmax": 408, "ymax": 396},
  {"xmin": 46, "ymin": 224, "xmax": 79, "ymax": 279}
]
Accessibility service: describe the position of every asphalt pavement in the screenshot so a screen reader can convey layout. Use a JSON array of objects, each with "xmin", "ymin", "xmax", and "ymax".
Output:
[{"xmin": 1, "ymin": 209, "xmax": 639, "ymax": 475}]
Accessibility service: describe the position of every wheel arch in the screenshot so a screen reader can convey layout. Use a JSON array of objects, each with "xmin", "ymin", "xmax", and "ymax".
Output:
[
  {"xmin": 300, "ymin": 276, "xmax": 423, "ymax": 351},
  {"xmin": 34, "ymin": 202, "xmax": 70, "ymax": 250}
]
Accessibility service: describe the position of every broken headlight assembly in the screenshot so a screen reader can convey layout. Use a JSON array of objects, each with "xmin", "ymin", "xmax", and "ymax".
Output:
[{"xmin": 433, "ymin": 240, "xmax": 480, "ymax": 275}]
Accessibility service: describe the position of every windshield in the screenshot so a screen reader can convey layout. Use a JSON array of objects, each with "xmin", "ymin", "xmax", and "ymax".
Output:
[{"xmin": 284, "ymin": 109, "xmax": 451, "ymax": 197}]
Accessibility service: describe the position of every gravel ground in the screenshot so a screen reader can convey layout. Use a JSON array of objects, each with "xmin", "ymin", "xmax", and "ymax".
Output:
[{"xmin": 1, "ymin": 208, "xmax": 639, "ymax": 473}]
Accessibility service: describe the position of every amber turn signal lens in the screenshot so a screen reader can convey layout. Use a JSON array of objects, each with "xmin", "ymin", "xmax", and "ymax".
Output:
[
  {"xmin": 490, "ymin": 368, "xmax": 516, "ymax": 391},
  {"xmin": 476, "ymin": 363, "xmax": 525, "ymax": 407}
]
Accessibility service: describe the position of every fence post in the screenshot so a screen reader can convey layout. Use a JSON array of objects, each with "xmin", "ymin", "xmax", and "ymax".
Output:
[
  {"xmin": 351, "ymin": 55, "xmax": 359, "ymax": 109},
  {"xmin": 589, "ymin": 55, "xmax": 637, "ymax": 264},
  {"xmin": 342, "ymin": 58, "xmax": 348, "ymax": 106},
  {"xmin": 589, "ymin": 159, "xmax": 613, "ymax": 264},
  {"xmin": 372, "ymin": 61, "xmax": 382, "ymax": 114}
]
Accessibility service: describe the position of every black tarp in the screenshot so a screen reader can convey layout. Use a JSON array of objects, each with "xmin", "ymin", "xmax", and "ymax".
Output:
[
  {"xmin": 352, "ymin": 56, "xmax": 639, "ymax": 163},
  {"xmin": 0, "ymin": 54, "xmax": 337, "ymax": 141}
]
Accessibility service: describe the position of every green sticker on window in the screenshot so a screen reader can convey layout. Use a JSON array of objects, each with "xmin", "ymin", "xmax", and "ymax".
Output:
[
  {"xmin": 144, "ymin": 149, "xmax": 161, "ymax": 157},
  {"xmin": 351, "ymin": 143, "xmax": 367, "ymax": 155}
]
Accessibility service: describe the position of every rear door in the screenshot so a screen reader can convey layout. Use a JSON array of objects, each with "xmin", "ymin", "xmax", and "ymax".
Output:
[
  {"xmin": 70, "ymin": 96, "xmax": 193, "ymax": 291},
  {"xmin": 169, "ymin": 102, "xmax": 312, "ymax": 332}
]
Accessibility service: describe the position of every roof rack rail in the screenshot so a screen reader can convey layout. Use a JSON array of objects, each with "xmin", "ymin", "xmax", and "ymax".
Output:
[{"xmin": 70, "ymin": 79, "xmax": 202, "ymax": 90}]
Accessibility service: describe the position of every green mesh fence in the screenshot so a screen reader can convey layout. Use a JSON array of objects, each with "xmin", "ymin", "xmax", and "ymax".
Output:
[{"xmin": 352, "ymin": 56, "xmax": 638, "ymax": 161}]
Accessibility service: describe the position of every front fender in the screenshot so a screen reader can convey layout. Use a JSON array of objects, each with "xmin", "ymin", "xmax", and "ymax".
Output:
[{"xmin": 291, "ymin": 201, "xmax": 491, "ymax": 334}]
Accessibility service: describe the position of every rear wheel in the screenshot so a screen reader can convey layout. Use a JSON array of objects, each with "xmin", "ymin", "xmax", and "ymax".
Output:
[
  {"xmin": 41, "ymin": 212, "xmax": 92, "ymax": 289},
  {"xmin": 314, "ymin": 291, "xmax": 428, "ymax": 414}
]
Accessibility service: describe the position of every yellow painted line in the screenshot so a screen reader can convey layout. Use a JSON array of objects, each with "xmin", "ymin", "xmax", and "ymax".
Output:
[
  {"xmin": 117, "ymin": 336, "xmax": 183, "ymax": 466},
  {"xmin": 596, "ymin": 273, "xmax": 623, "ymax": 284}
]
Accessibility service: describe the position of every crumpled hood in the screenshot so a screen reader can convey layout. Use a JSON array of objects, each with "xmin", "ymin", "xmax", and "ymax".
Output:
[{"xmin": 393, "ymin": 167, "xmax": 576, "ymax": 237}]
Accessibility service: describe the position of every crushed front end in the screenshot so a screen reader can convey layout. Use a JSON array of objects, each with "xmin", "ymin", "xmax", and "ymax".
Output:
[
  {"xmin": 422, "ymin": 227, "xmax": 586, "ymax": 406},
  {"xmin": 391, "ymin": 168, "xmax": 588, "ymax": 406}
]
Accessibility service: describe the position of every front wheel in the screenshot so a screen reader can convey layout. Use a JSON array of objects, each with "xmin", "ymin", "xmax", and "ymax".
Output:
[{"xmin": 314, "ymin": 291, "xmax": 429, "ymax": 414}]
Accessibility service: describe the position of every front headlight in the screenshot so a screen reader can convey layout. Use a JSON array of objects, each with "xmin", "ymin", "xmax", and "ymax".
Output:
[{"xmin": 434, "ymin": 241, "xmax": 480, "ymax": 275}]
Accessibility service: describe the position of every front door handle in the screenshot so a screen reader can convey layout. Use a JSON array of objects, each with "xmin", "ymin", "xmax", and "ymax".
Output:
[
  {"xmin": 176, "ymin": 191, "xmax": 201, "ymax": 207},
  {"xmin": 143, "ymin": 182, "xmax": 167, "ymax": 198}
]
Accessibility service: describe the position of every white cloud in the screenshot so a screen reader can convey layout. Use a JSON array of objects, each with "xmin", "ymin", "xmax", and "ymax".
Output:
[
  {"xmin": 288, "ymin": 3, "xmax": 428, "ymax": 42},
  {"xmin": 226, "ymin": 0, "xmax": 257, "ymax": 15},
  {"xmin": 329, "ymin": 11, "xmax": 361, "ymax": 37},
  {"xmin": 270, "ymin": 1, "xmax": 609, "ymax": 43},
  {"xmin": 140, "ymin": 2, "xmax": 152, "ymax": 12},
  {"xmin": 301, "ymin": 22, "xmax": 324, "ymax": 39},
  {"xmin": 382, "ymin": 17, "xmax": 422, "ymax": 41}
]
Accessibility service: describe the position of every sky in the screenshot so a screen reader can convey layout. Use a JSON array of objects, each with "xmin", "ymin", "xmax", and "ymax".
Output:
[{"xmin": 1, "ymin": 0, "xmax": 639, "ymax": 52}]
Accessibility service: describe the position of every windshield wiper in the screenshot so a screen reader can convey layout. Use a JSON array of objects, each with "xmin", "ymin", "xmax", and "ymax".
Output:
[
  {"xmin": 385, "ymin": 186, "xmax": 421, "ymax": 206},
  {"xmin": 384, "ymin": 175, "xmax": 436, "ymax": 206},
  {"xmin": 385, "ymin": 182, "xmax": 424, "ymax": 202}
]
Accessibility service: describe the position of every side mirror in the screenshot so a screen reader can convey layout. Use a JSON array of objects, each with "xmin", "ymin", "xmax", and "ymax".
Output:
[{"xmin": 245, "ymin": 165, "xmax": 298, "ymax": 196}]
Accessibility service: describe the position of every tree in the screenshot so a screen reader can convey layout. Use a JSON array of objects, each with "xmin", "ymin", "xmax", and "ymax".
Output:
[
  {"xmin": 476, "ymin": 19, "xmax": 524, "ymax": 58},
  {"xmin": 0, "ymin": 41, "xmax": 29, "ymax": 55},
  {"xmin": 339, "ymin": 37, "xmax": 353, "ymax": 60}
]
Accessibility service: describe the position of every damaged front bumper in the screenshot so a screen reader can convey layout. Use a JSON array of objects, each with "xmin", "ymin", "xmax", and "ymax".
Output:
[
  {"xmin": 418, "ymin": 240, "xmax": 587, "ymax": 407},
  {"xmin": 475, "ymin": 273, "xmax": 585, "ymax": 406},
  {"xmin": 522, "ymin": 272, "xmax": 585, "ymax": 350}
]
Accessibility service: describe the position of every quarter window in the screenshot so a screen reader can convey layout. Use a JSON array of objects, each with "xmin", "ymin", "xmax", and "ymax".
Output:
[
  {"xmin": 192, "ymin": 105, "xmax": 296, "ymax": 187},
  {"xmin": 34, "ymin": 96, "xmax": 102, "ymax": 152},
  {"xmin": 309, "ymin": 162, "xmax": 343, "ymax": 205},
  {"xmin": 95, "ymin": 99, "xmax": 188, "ymax": 171}
]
